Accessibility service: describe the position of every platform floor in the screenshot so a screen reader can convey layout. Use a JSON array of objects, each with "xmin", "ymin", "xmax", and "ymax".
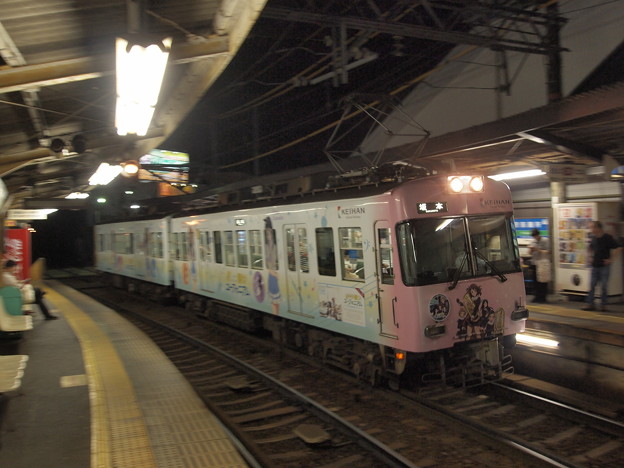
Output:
[{"xmin": 0, "ymin": 280, "xmax": 248, "ymax": 468}]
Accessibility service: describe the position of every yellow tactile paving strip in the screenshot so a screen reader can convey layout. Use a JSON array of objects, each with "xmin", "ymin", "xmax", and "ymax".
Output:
[
  {"xmin": 43, "ymin": 282, "xmax": 249, "ymax": 468},
  {"xmin": 44, "ymin": 287, "xmax": 157, "ymax": 468}
]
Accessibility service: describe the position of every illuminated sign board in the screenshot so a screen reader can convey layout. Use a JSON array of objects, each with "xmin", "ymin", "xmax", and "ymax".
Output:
[
  {"xmin": 7, "ymin": 209, "xmax": 58, "ymax": 220},
  {"xmin": 139, "ymin": 149, "xmax": 189, "ymax": 184},
  {"xmin": 417, "ymin": 202, "xmax": 448, "ymax": 214}
]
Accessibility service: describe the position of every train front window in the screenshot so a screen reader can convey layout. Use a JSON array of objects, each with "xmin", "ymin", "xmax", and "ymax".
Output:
[
  {"xmin": 467, "ymin": 216, "xmax": 520, "ymax": 275},
  {"xmin": 398, "ymin": 215, "xmax": 520, "ymax": 286}
]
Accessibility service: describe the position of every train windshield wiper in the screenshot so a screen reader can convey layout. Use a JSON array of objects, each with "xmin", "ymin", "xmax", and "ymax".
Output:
[
  {"xmin": 448, "ymin": 252, "xmax": 467, "ymax": 290},
  {"xmin": 473, "ymin": 247, "xmax": 507, "ymax": 283}
]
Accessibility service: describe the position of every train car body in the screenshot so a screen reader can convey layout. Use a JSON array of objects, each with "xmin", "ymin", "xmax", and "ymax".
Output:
[
  {"xmin": 96, "ymin": 175, "xmax": 528, "ymax": 387},
  {"xmin": 95, "ymin": 218, "xmax": 171, "ymax": 287}
]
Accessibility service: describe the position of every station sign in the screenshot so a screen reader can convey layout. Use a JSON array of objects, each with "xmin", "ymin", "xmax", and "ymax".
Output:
[
  {"xmin": 546, "ymin": 164, "xmax": 587, "ymax": 183},
  {"xmin": 7, "ymin": 209, "xmax": 57, "ymax": 220}
]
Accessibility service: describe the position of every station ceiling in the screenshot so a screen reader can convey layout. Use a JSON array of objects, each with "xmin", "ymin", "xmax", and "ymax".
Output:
[{"xmin": 1, "ymin": 1, "xmax": 623, "ymax": 213}]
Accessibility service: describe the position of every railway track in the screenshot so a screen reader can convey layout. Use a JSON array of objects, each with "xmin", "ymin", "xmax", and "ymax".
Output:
[
  {"xmin": 125, "ymin": 310, "xmax": 416, "ymax": 468},
  {"xmin": 61, "ymin": 276, "xmax": 622, "ymax": 467},
  {"xmin": 407, "ymin": 382, "xmax": 624, "ymax": 468}
]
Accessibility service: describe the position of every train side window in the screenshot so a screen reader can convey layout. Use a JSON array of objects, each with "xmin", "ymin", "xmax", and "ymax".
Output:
[
  {"xmin": 213, "ymin": 231, "xmax": 223, "ymax": 264},
  {"xmin": 98, "ymin": 234, "xmax": 105, "ymax": 252},
  {"xmin": 250, "ymin": 230, "xmax": 263, "ymax": 269},
  {"xmin": 397, "ymin": 224, "xmax": 417, "ymax": 285},
  {"xmin": 264, "ymin": 227, "xmax": 278, "ymax": 271},
  {"xmin": 224, "ymin": 231, "xmax": 235, "ymax": 266},
  {"xmin": 180, "ymin": 232, "xmax": 188, "ymax": 261},
  {"xmin": 113, "ymin": 233, "xmax": 119, "ymax": 254},
  {"xmin": 199, "ymin": 231, "xmax": 212, "ymax": 263},
  {"xmin": 339, "ymin": 227, "xmax": 365, "ymax": 281},
  {"xmin": 298, "ymin": 227, "xmax": 309, "ymax": 273},
  {"xmin": 377, "ymin": 227, "xmax": 394, "ymax": 285},
  {"xmin": 286, "ymin": 227, "xmax": 296, "ymax": 271},
  {"xmin": 236, "ymin": 230, "xmax": 249, "ymax": 267},
  {"xmin": 315, "ymin": 228, "xmax": 336, "ymax": 276},
  {"xmin": 171, "ymin": 233, "xmax": 179, "ymax": 260},
  {"xmin": 150, "ymin": 232, "xmax": 163, "ymax": 258}
]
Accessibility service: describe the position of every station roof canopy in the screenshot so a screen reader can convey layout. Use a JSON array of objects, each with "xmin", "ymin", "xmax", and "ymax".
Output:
[{"xmin": 0, "ymin": 1, "xmax": 623, "ymax": 212}]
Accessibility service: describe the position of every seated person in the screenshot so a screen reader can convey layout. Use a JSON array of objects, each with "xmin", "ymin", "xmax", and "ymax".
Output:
[{"xmin": 3, "ymin": 260, "xmax": 58, "ymax": 320}]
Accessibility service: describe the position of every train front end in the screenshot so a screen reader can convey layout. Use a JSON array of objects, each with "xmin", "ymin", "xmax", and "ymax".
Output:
[{"xmin": 390, "ymin": 175, "xmax": 528, "ymax": 386}]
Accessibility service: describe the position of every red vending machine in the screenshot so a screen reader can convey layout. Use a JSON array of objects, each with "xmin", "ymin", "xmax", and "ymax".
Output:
[{"xmin": 4, "ymin": 228, "xmax": 32, "ymax": 280}]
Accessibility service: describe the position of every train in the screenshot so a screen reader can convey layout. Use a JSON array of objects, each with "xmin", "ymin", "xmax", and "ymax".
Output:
[{"xmin": 95, "ymin": 171, "xmax": 528, "ymax": 388}]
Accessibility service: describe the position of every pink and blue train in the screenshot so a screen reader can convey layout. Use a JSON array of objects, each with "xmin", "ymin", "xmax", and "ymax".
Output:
[{"xmin": 95, "ymin": 174, "xmax": 528, "ymax": 388}]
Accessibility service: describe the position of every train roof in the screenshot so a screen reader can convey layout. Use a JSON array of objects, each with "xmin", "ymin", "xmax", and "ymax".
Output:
[{"xmin": 97, "ymin": 166, "xmax": 510, "ymax": 224}]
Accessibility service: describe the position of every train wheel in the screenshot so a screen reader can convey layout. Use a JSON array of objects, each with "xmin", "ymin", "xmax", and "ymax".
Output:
[{"xmin": 388, "ymin": 376, "xmax": 400, "ymax": 391}]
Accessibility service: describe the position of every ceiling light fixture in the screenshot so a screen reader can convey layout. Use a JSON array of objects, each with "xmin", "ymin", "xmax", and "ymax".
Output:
[
  {"xmin": 65, "ymin": 192, "xmax": 90, "ymax": 199},
  {"xmin": 490, "ymin": 169, "xmax": 545, "ymax": 181},
  {"xmin": 121, "ymin": 160, "xmax": 140, "ymax": 177},
  {"xmin": 115, "ymin": 36, "xmax": 172, "ymax": 136},
  {"xmin": 89, "ymin": 163, "xmax": 123, "ymax": 185}
]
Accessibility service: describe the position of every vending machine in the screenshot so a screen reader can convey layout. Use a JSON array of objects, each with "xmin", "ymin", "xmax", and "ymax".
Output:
[
  {"xmin": 4, "ymin": 227, "xmax": 32, "ymax": 280},
  {"xmin": 554, "ymin": 202, "xmax": 622, "ymax": 297}
]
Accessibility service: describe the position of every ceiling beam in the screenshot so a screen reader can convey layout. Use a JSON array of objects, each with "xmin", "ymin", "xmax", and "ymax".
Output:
[
  {"xmin": 261, "ymin": 6, "xmax": 565, "ymax": 55},
  {"xmin": 517, "ymin": 130, "xmax": 604, "ymax": 162},
  {"xmin": 413, "ymin": 82, "xmax": 624, "ymax": 160},
  {"xmin": 0, "ymin": 36, "xmax": 230, "ymax": 94}
]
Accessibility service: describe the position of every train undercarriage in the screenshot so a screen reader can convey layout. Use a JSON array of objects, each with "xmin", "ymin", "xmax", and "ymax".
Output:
[{"xmin": 107, "ymin": 273, "xmax": 515, "ymax": 389}]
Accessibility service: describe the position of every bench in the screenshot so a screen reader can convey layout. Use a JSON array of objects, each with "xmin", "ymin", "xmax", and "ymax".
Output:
[
  {"xmin": 0, "ymin": 355, "xmax": 28, "ymax": 393},
  {"xmin": 0, "ymin": 298, "xmax": 33, "ymax": 333}
]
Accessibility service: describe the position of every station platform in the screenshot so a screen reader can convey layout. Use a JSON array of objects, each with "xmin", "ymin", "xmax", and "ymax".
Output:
[
  {"xmin": 0, "ymin": 280, "xmax": 249, "ymax": 468},
  {"xmin": 525, "ymin": 294, "xmax": 624, "ymax": 346},
  {"xmin": 511, "ymin": 293, "xmax": 624, "ymax": 413}
]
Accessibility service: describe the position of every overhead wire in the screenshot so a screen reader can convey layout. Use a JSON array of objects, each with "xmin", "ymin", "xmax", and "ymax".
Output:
[
  {"xmin": 216, "ymin": 2, "xmax": 555, "ymax": 170},
  {"xmin": 213, "ymin": 0, "xmax": 406, "ymax": 121}
]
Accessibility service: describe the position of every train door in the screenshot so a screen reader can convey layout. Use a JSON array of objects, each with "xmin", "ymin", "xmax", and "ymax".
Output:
[
  {"xmin": 284, "ymin": 224, "xmax": 312, "ymax": 317},
  {"xmin": 375, "ymin": 222, "xmax": 399, "ymax": 339},
  {"xmin": 198, "ymin": 230, "xmax": 213, "ymax": 292},
  {"xmin": 135, "ymin": 226, "xmax": 147, "ymax": 278}
]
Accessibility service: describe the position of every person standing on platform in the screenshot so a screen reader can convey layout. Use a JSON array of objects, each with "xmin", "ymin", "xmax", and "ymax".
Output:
[
  {"xmin": 529, "ymin": 228, "xmax": 550, "ymax": 303},
  {"xmin": 583, "ymin": 221, "xmax": 621, "ymax": 311},
  {"xmin": 2, "ymin": 260, "xmax": 58, "ymax": 320}
]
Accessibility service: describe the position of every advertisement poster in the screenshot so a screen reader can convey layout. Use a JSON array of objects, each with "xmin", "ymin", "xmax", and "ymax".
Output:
[
  {"xmin": 557, "ymin": 204, "xmax": 593, "ymax": 269},
  {"xmin": 318, "ymin": 283, "xmax": 366, "ymax": 326}
]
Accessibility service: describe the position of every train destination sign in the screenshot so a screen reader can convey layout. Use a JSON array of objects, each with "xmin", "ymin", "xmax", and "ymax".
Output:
[{"xmin": 417, "ymin": 202, "xmax": 448, "ymax": 214}]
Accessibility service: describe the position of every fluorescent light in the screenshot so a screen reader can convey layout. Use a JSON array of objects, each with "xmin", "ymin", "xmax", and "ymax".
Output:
[
  {"xmin": 115, "ymin": 37, "xmax": 172, "ymax": 136},
  {"xmin": 89, "ymin": 163, "xmax": 122, "ymax": 185},
  {"xmin": 130, "ymin": 204, "xmax": 140, "ymax": 209},
  {"xmin": 516, "ymin": 333, "xmax": 559, "ymax": 348},
  {"xmin": 66, "ymin": 192, "xmax": 90, "ymax": 199},
  {"xmin": 96, "ymin": 197, "xmax": 107, "ymax": 204},
  {"xmin": 490, "ymin": 169, "xmax": 545, "ymax": 181}
]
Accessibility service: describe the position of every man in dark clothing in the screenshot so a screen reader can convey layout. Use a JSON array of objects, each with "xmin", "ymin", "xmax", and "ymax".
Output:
[{"xmin": 582, "ymin": 221, "xmax": 621, "ymax": 311}]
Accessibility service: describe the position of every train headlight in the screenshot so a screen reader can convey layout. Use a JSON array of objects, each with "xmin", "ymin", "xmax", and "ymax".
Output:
[
  {"xmin": 469, "ymin": 176, "xmax": 484, "ymax": 192},
  {"xmin": 448, "ymin": 175, "xmax": 484, "ymax": 193},
  {"xmin": 449, "ymin": 177, "xmax": 464, "ymax": 193}
]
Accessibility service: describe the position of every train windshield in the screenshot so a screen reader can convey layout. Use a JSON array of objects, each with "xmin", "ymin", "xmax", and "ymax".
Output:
[{"xmin": 397, "ymin": 215, "xmax": 521, "ymax": 286}]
